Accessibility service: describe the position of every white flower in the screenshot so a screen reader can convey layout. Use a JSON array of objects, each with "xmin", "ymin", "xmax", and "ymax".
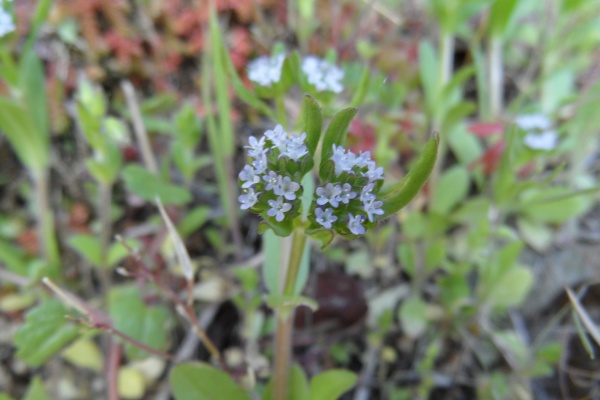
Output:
[
  {"xmin": 267, "ymin": 196, "xmax": 292, "ymax": 222},
  {"xmin": 338, "ymin": 183, "xmax": 357, "ymax": 204},
  {"xmin": 0, "ymin": 6, "xmax": 15, "ymax": 37},
  {"xmin": 247, "ymin": 54, "xmax": 285, "ymax": 87},
  {"xmin": 265, "ymin": 124, "xmax": 287, "ymax": 148},
  {"xmin": 354, "ymin": 151, "xmax": 372, "ymax": 168},
  {"xmin": 515, "ymin": 114, "xmax": 552, "ymax": 131},
  {"xmin": 252, "ymin": 157, "xmax": 267, "ymax": 174},
  {"xmin": 315, "ymin": 208, "xmax": 337, "ymax": 229},
  {"xmin": 331, "ymin": 145, "xmax": 356, "ymax": 176},
  {"xmin": 363, "ymin": 161, "xmax": 384, "ymax": 181},
  {"xmin": 360, "ymin": 183, "xmax": 376, "ymax": 203},
  {"xmin": 348, "ymin": 214, "xmax": 365, "ymax": 235},
  {"xmin": 281, "ymin": 132, "xmax": 308, "ymax": 161},
  {"xmin": 238, "ymin": 165, "xmax": 260, "ymax": 188},
  {"xmin": 274, "ymin": 176, "xmax": 300, "ymax": 200},
  {"xmin": 524, "ymin": 131, "xmax": 558, "ymax": 151},
  {"xmin": 245, "ymin": 136, "xmax": 267, "ymax": 159},
  {"xmin": 262, "ymin": 171, "xmax": 281, "ymax": 191},
  {"xmin": 238, "ymin": 188, "xmax": 260, "ymax": 210},
  {"xmin": 302, "ymin": 55, "xmax": 344, "ymax": 93},
  {"xmin": 316, "ymin": 183, "xmax": 342, "ymax": 208},
  {"xmin": 363, "ymin": 198, "xmax": 384, "ymax": 222}
]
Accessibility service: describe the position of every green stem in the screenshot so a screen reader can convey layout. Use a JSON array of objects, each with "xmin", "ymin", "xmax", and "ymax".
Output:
[
  {"xmin": 488, "ymin": 35, "xmax": 503, "ymax": 120},
  {"xmin": 275, "ymin": 94, "xmax": 287, "ymax": 128},
  {"xmin": 98, "ymin": 181, "xmax": 113, "ymax": 288},
  {"xmin": 33, "ymin": 170, "xmax": 59, "ymax": 274},
  {"xmin": 273, "ymin": 228, "xmax": 307, "ymax": 400}
]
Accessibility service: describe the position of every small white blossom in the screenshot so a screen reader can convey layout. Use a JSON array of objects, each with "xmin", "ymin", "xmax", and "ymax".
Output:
[
  {"xmin": 252, "ymin": 157, "xmax": 267, "ymax": 174},
  {"xmin": 331, "ymin": 145, "xmax": 356, "ymax": 176},
  {"xmin": 363, "ymin": 198, "xmax": 384, "ymax": 222},
  {"xmin": 363, "ymin": 161, "xmax": 384, "ymax": 181},
  {"xmin": 515, "ymin": 114, "xmax": 552, "ymax": 131},
  {"xmin": 348, "ymin": 214, "xmax": 366, "ymax": 235},
  {"xmin": 265, "ymin": 124, "xmax": 287, "ymax": 149},
  {"xmin": 274, "ymin": 176, "xmax": 300, "ymax": 200},
  {"xmin": 360, "ymin": 183, "xmax": 376, "ymax": 203},
  {"xmin": 302, "ymin": 55, "xmax": 344, "ymax": 93},
  {"xmin": 354, "ymin": 151, "xmax": 372, "ymax": 168},
  {"xmin": 262, "ymin": 171, "xmax": 281, "ymax": 191},
  {"xmin": 524, "ymin": 131, "xmax": 558, "ymax": 151},
  {"xmin": 0, "ymin": 6, "xmax": 15, "ymax": 37},
  {"xmin": 238, "ymin": 188, "xmax": 260, "ymax": 210},
  {"xmin": 247, "ymin": 54, "xmax": 285, "ymax": 87},
  {"xmin": 239, "ymin": 165, "xmax": 260, "ymax": 188},
  {"xmin": 267, "ymin": 196, "xmax": 292, "ymax": 222},
  {"xmin": 338, "ymin": 183, "xmax": 357, "ymax": 204},
  {"xmin": 279, "ymin": 132, "xmax": 308, "ymax": 161},
  {"xmin": 315, "ymin": 208, "xmax": 338, "ymax": 229},
  {"xmin": 245, "ymin": 136, "xmax": 267, "ymax": 159},
  {"xmin": 316, "ymin": 183, "xmax": 342, "ymax": 208}
]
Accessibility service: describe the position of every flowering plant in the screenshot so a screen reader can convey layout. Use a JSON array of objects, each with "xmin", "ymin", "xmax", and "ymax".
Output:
[{"xmin": 238, "ymin": 95, "xmax": 439, "ymax": 247}]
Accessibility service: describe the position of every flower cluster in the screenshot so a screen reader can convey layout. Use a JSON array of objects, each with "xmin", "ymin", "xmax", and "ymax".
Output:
[
  {"xmin": 515, "ymin": 114, "xmax": 558, "ymax": 151},
  {"xmin": 0, "ymin": 4, "xmax": 14, "ymax": 37},
  {"xmin": 247, "ymin": 54, "xmax": 286, "ymax": 87},
  {"xmin": 310, "ymin": 145, "xmax": 384, "ymax": 236},
  {"xmin": 247, "ymin": 53, "xmax": 344, "ymax": 94},
  {"xmin": 301, "ymin": 56, "xmax": 344, "ymax": 94},
  {"xmin": 238, "ymin": 125, "xmax": 310, "ymax": 223}
]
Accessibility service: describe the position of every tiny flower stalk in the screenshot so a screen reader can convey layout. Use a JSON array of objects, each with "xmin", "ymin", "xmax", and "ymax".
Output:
[{"xmin": 237, "ymin": 95, "xmax": 438, "ymax": 399}]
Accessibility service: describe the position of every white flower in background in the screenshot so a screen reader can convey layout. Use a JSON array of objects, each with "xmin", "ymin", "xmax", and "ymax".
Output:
[
  {"xmin": 0, "ymin": 5, "xmax": 15, "ymax": 37},
  {"xmin": 247, "ymin": 54, "xmax": 285, "ymax": 87},
  {"xmin": 515, "ymin": 113, "xmax": 558, "ymax": 151},
  {"xmin": 267, "ymin": 196, "xmax": 292, "ymax": 222},
  {"xmin": 302, "ymin": 55, "xmax": 344, "ymax": 93},
  {"xmin": 523, "ymin": 131, "xmax": 558, "ymax": 151}
]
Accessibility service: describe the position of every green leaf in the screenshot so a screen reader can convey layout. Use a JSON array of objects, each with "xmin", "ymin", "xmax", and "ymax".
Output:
[
  {"xmin": 68, "ymin": 234, "xmax": 102, "ymax": 266},
  {"xmin": 169, "ymin": 362, "xmax": 250, "ymax": 400},
  {"xmin": 19, "ymin": 51, "xmax": 48, "ymax": 141},
  {"xmin": 380, "ymin": 135, "xmax": 439, "ymax": 216},
  {"xmin": 418, "ymin": 40, "xmax": 438, "ymax": 115},
  {"xmin": 267, "ymin": 294, "xmax": 319, "ymax": 316},
  {"xmin": 179, "ymin": 206, "xmax": 211, "ymax": 236},
  {"xmin": 14, "ymin": 300, "xmax": 80, "ymax": 366},
  {"xmin": 23, "ymin": 376, "xmax": 48, "ymax": 400},
  {"xmin": 489, "ymin": 0, "xmax": 519, "ymax": 37},
  {"xmin": 0, "ymin": 98, "xmax": 48, "ymax": 172},
  {"xmin": 519, "ymin": 186, "xmax": 589, "ymax": 224},
  {"xmin": 431, "ymin": 166, "xmax": 470, "ymax": 214},
  {"xmin": 308, "ymin": 369, "xmax": 357, "ymax": 400},
  {"xmin": 108, "ymin": 286, "xmax": 170, "ymax": 360},
  {"xmin": 262, "ymin": 229, "xmax": 310, "ymax": 296},
  {"xmin": 441, "ymin": 101, "xmax": 476, "ymax": 134},
  {"xmin": 483, "ymin": 267, "xmax": 532, "ymax": 309},
  {"xmin": 399, "ymin": 296, "xmax": 428, "ymax": 338},
  {"xmin": 319, "ymin": 108, "xmax": 358, "ymax": 180},
  {"xmin": 302, "ymin": 94, "xmax": 323, "ymax": 156},
  {"xmin": 349, "ymin": 66, "xmax": 371, "ymax": 108},
  {"xmin": 122, "ymin": 164, "xmax": 191, "ymax": 205}
]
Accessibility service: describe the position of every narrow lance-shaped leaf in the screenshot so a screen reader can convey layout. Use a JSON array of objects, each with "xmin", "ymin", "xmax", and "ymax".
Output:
[
  {"xmin": 19, "ymin": 50, "xmax": 49, "ymax": 141},
  {"xmin": 319, "ymin": 107, "xmax": 357, "ymax": 180},
  {"xmin": 302, "ymin": 94, "xmax": 323, "ymax": 156},
  {"xmin": 349, "ymin": 66, "xmax": 371, "ymax": 108},
  {"xmin": 380, "ymin": 135, "xmax": 439, "ymax": 216}
]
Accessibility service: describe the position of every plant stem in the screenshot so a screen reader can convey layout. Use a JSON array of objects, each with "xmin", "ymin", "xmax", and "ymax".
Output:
[
  {"xmin": 273, "ymin": 228, "xmax": 307, "ymax": 400},
  {"xmin": 98, "ymin": 182, "xmax": 113, "ymax": 288},
  {"xmin": 488, "ymin": 35, "xmax": 503, "ymax": 120},
  {"xmin": 275, "ymin": 94, "xmax": 288, "ymax": 128},
  {"xmin": 33, "ymin": 170, "xmax": 59, "ymax": 273}
]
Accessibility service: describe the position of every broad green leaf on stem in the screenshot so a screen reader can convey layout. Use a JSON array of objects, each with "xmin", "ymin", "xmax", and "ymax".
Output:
[
  {"xmin": 19, "ymin": 51, "xmax": 48, "ymax": 141},
  {"xmin": 483, "ymin": 267, "xmax": 532, "ymax": 309},
  {"xmin": 22, "ymin": 376, "xmax": 48, "ymax": 400},
  {"xmin": 319, "ymin": 108, "xmax": 358, "ymax": 180},
  {"xmin": 489, "ymin": 0, "xmax": 519, "ymax": 37},
  {"xmin": 169, "ymin": 362, "xmax": 250, "ymax": 400},
  {"xmin": 303, "ymin": 94, "xmax": 323, "ymax": 156},
  {"xmin": 108, "ymin": 285, "xmax": 170, "ymax": 360},
  {"xmin": 567, "ymin": 288, "xmax": 600, "ymax": 351},
  {"xmin": 518, "ymin": 186, "xmax": 590, "ymax": 224},
  {"xmin": 308, "ymin": 369, "xmax": 357, "ymax": 400},
  {"xmin": 14, "ymin": 299, "xmax": 80, "ymax": 366},
  {"xmin": 122, "ymin": 165, "xmax": 191, "ymax": 205},
  {"xmin": 0, "ymin": 98, "xmax": 48, "ymax": 172},
  {"xmin": 349, "ymin": 66, "xmax": 371, "ymax": 108},
  {"xmin": 263, "ymin": 364, "xmax": 309, "ymax": 400},
  {"xmin": 380, "ymin": 135, "xmax": 439, "ymax": 216},
  {"xmin": 399, "ymin": 296, "xmax": 428, "ymax": 338},
  {"xmin": 430, "ymin": 166, "xmax": 470, "ymax": 214}
]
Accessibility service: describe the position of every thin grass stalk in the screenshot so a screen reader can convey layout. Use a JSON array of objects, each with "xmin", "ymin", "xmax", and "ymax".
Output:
[
  {"xmin": 488, "ymin": 35, "xmax": 503, "ymax": 120},
  {"xmin": 32, "ymin": 169, "xmax": 59, "ymax": 272},
  {"xmin": 98, "ymin": 181, "xmax": 113, "ymax": 288}
]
